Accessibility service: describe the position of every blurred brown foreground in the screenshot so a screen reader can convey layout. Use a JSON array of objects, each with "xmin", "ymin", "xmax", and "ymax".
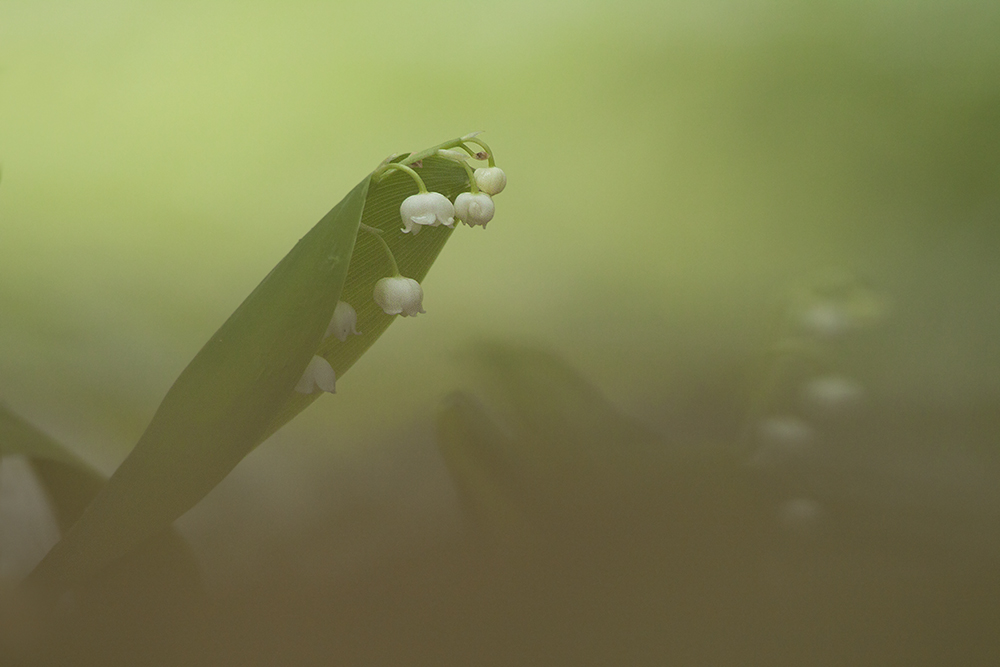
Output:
[{"xmin": 2, "ymin": 343, "xmax": 999, "ymax": 666}]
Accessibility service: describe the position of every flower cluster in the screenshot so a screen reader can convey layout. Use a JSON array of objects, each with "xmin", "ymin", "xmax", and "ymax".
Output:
[
  {"xmin": 392, "ymin": 138, "xmax": 506, "ymax": 235},
  {"xmin": 367, "ymin": 132, "xmax": 507, "ymax": 317},
  {"xmin": 296, "ymin": 133, "xmax": 505, "ymax": 396},
  {"xmin": 743, "ymin": 273, "xmax": 883, "ymax": 536}
]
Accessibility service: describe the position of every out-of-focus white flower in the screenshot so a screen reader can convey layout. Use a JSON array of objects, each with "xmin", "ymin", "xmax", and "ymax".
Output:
[
  {"xmin": 399, "ymin": 192, "xmax": 455, "ymax": 234},
  {"xmin": 757, "ymin": 416, "xmax": 815, "ymax": 448},
  {"xmin": 454, "ymin": 192, "xmax": 495, "ymax": 228},
  {"xmin": 793, "ymin": 277, "xmax": 886, "ymax": 339},
  {"xmin": 800, "ymin": 375, "xmax": 863, "ymax": 417},
  {"xmin": 373, "ymin": 276, "xmax": 425, "ymax": 317},
  {"xmin": 777, "ymin": 497, "xmax": 822, "ymax": 532},
  {"xmin": 798, "ymin": 301, "xmax": 851, "ymax": 338},
  {"xmin": 749, "ymin": 416, "xmax": 817, "ymax": 470},
  {"xmin": 325, "ymin": 301, "xmax": 361, "ymax": 342},
  {"xmin": 295, "ymin": 355, "xmax": 336, "ymax": 394},
  {"xmin": 473, "ymin": 167, "xmax": 506, "ymax": 195}
]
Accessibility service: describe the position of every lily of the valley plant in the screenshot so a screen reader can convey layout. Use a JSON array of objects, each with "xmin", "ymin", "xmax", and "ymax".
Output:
[
  {"xmin": 7, "ymin": 133, "xmax": 505, "ymax": 607},
  {"xmin": 295, "ymin": 132, "xmax": 507, "ymax": 395}
]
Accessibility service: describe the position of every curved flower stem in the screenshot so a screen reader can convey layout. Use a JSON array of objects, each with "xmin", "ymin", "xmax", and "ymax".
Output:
[
  {"xmin": 437, "ymin": 149, "xmax": 480, "ymax": 194},
  {"xmin": 372, "ymin": 133, "xmax": 495, "ymax": 189},
  {"xmin": 460, "ymin": 136, "xmax": 496, "ymax": 167},
  {"xmin": 394, "ymin": 135, "xmax": 495, "ymax": 169},
  {"xmin": 458, "ymin": 159, "xmax": 479, "ymax": 193},
  {"xmin": 359, "ymin": 223, "xmax": 400, "ymax": 276},
  {"xmin": 372, "ymin": 162, "xmax": 428, "ymax": 191}
]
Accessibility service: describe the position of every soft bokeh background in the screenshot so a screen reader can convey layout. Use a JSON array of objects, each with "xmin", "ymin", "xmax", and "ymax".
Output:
[{"xmin": 1, "ymin": 0, "xmax": 999, "ymax": 663}]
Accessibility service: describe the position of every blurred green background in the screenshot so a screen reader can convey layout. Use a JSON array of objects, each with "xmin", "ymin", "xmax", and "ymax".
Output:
[
  {"xmin": 2, "ymin": 1, "xmax": 1000, "ymax": 664},
  {"xmin": 0, "ymin": 1, "xmax": 997, "ymax": 481}
]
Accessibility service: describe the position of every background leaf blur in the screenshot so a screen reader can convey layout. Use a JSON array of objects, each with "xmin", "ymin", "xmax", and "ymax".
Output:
[
  {"xmin": 0, "ymin": 405, "xmax": 202, "ymax": 666},
  {"xmin": 1, "ymin": 1, "xmax": 997, "ymax": 457}
]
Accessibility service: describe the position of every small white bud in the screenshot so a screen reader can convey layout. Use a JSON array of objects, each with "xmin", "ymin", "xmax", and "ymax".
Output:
[
  {"xmin": 373, "ymin": 276, "xmax": 425, "ymax": 317},
  {"xmin": 757, "ymin": 416, "xmax": 815, "ymax": 448},
  {"xmin": 800, "ymin": 375, "xmax": 863, "ymax": 417},
  {"xmin": 798, "ymin": 301, "xmax": 851, "ymax": 338},
  {"xmin": 777, "ymin": 497, "xmax": 822, "ymax": 532},
  {"xmin": 399, "ymin": 192, "xmax": 455, "ymax": 235},
  {"xmin": 325, "ymin": 301, "xmax": 361, "ymax": 342},
  {"xmin": 295, "ymin": 355, "xmax": 337, "ymax": 394},
  {"xmin": 749, "ymin": 416, "xmax": 818, "ymax": 470},
  {"xmin": 454, "ymin": 192, "xmax": 495, "ymax": 228},
  {"xmin": 473, "ymin": 167, "xmax": 506, "ymax": 196}
]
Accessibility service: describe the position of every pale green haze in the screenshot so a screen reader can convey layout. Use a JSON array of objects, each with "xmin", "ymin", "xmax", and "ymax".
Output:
[{"xmin": 0, "ymin": 0, "xmax": 998, "ymax": 664}]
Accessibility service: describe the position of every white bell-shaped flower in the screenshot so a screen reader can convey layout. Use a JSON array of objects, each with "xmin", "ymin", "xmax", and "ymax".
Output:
[
  {"xmin": 373, "ymin": 276, "xmax": 425, "ymax": 317},
  {"xmin": 399, "ymin": 192, "xmax": 455, "ymax": 234},
  {"xmin": 325, "ymin": 301, "xmax": 361, "ymax": 342},
  {"xmin": 454, "ymin": 192, "xmax": 495, "ymax": 228},
  {"xmin": 295, "ymin": 355, "xmax": 337, "ymax": 394},
  {"xmin": 473, "ymin": 167, "xmax": 506, "ymax": 195}
]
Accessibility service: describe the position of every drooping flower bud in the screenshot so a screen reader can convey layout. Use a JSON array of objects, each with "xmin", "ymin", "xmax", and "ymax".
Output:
[
  {"xmin": 454, "ymin": 192, "xmax": 495, "ymax": 228},
  {"xmin": 798, "ymin": 301, "xmax": 852, "ymax": 339},
  {"xmin": 325, "ymin": 301, "xmax": 361, "ymax": 342},
  {"xmin": 295, "ymin": 355, "xmax": 337, "ymax": 394},
  {"xmin": 473, "ymin": 167, "xmax": 506, "ymax": 196},
  {"xmin": 748, "ymin": 416, "xmax": 817, "ymax": 470},
  {"xmin": 800, "ymin": 375, "xmax": 863, "ymax": 418},
  {"xmin": 373, "ymin": 276, "xmax": 425, "ymax": 317},
  {"xmin": 399, "ymin": 192, "xmax": 455, "ymax": 234},
  {"xmin": 777, "ymin": 497, "xmax": 822, "ymax": 533}
]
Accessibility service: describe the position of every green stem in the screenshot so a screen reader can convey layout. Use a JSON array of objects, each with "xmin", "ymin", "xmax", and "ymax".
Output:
[
  {"xmin": 359, "ymin": 223, "xmax": 400, "ymax": 276},
  {"xmin": 437, "ymin": 149, "xmax": 480, "ymax": 194},
  {"xmin": 372, "ymin": 162, "xmax": 428, "ymax": 191},
  {"xmin": 394, "ymin": 134, "xmax": 495, "ymax": 170},
  {"xmin": 461, "ymin": 136, "xmax": 496, "ymax": 167},
  {"xmin": 373, "ymin": 133, "xmax": 494, "ymax": 189},
  {"xmin": 459, "ymin": 159, "xmax": 479, "ymax": 193}
]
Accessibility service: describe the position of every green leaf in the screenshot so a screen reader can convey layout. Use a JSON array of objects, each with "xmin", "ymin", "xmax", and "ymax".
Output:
[
  {"xmin": 436, "ymin": 344, "xmax": 771, "ymax": 542},
  {"xmin": 0, "ymin": 404, "xmax": 105, "ymax": 532},
  {"xmin": 0, "ymin": 404, "xmax": 200, "ymax": 597},
  {"xmin": 25, "ymin": 148, "xmax": 469, "ymax": 593},
  {"xmin": 445, "ymin": 343, "xmax": 663, "ymax": 481},
  {"xmin": 435, "ymin": 344, "xmax": 666, "ymax": 531},
  {"xmin": 1, "ymin": 405, "xmax": 203, "ymax": 659},
  {"xmin": 436, "ymin": 391, "xmax": 531, "ymax": 535}
]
